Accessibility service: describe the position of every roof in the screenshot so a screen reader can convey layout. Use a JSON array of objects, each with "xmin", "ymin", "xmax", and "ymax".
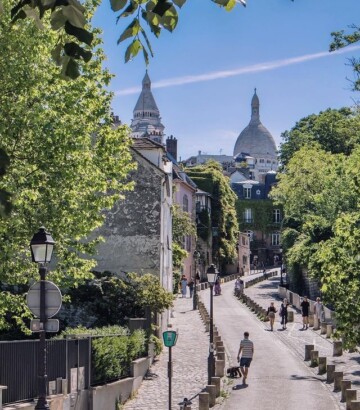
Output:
[
  {"xmin": 233, "ymin": 90, "xmax": 277, "ymax": 158},
  {"xmin": 133, "ymin": 72, "xmax": 160, "ymax": 114},
  {"xmin": 131, "ymin": 137, "xmax": 164, "ymax": 150}
]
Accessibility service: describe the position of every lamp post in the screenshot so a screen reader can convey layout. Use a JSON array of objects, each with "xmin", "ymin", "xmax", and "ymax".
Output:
[
  {"xmin": 193, "ymin": 250, "xmax": 200, "ymax": 310},
  {"xmin": 279, "ymin": 248, "xmax": 284, "ymax": 286},
  {"xmin": 207, "ymin": 264, "xmax": 218, "ymax": 385},
  {"xmin": 30, "ymin": 227, "xmax": 55, "ymax": 410},
  {"xmin": 163, "ymin": 330, "xmax": 178, "ymax": 410}
]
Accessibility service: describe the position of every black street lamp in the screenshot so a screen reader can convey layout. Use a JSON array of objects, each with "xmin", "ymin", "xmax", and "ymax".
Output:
[
  {"xmin": 280, "ymin": 248, "xmax": 284, "ymax": 286},
  {"xmin": 207, "ymin": 264, "xmax": 218, "ymax": 385},
  {"xmin": 193, "ymin": 250, "xmax": 200, "ymax": 310},
  {"xmin": 30, "ymin": 227, "xmax": 55, "ymax": 410}
]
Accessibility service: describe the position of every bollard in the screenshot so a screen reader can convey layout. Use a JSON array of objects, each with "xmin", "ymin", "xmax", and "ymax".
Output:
[
  {"xmin": 205, "ymin": 321, "xmax": 210, "ymax": 332},
  {"xmin": 287, "ymin": 311, "xmax": 294, "ymax": 322},
  {"xmin": 308, "ymin": 314, "xmax": 314, "ymax": 327},
  {"xmin": 320, "ymin": 322, "xmax": 327, "ymax": 335},
  {"xmin": 199, "ymin": 392, "xmax": 210, "ymax": 410},
  {"xmin": 334, "ymin": 371, "xmax": 343, "ymax": 392},
  {"xmin": 350, "ymin": 401, "xmax": 360, "ymax": 410},
  {"xmin": 326, "ymin": 365, "xmax": 335, "ymax": 383},
  {"xmin": 341, "ymin": 380, "xmax": 352, "ymax": 402},
  {"xmin": 346, "ymin": 389, "xmax": 357, "ymax": 410},
  {"xmin": 318, "ymin": 357, "xmax": 327, "ymax": 375},
  {"xmin": 310, "ymin": 350, "xmax": 319, "ymax": 367},
  {"xmin": 211, "ymin": 377, "xmax": 221, "ymax": 397},
  {"xmin": 333, "ymin": 341, "xmax": 343, "ymax": 357},
  {"xmin": 217, "ymin": 352, "xmax": 225, "ymax": 361},
  {"xmin": 326, "ymin": 324, "xmax": 333, "ymax": 338},
  {"xmin": 215, "ymin": 359, "xmax": 225, "ymax": 377},
  {"xmin": 314, "ymin": 316, "xmax": 320, "ymax": 330},
  {"xmin": 305, "ymin": 344, "xmax": 315, "ymax": 361},
  {"xmin": 206, "ymin": 385, "xmax": 216, "ymax": 408}
]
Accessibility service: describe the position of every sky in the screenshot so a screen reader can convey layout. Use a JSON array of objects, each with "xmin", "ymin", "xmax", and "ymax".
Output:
[{"xmin": 93, "ymin": 0, "xmax": 360, "ymax": 161}]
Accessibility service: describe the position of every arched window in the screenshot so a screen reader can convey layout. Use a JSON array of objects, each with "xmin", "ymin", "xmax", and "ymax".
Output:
[{"xmin": 183, "ymin": 194, "xmax": 189, "ymax": 212}]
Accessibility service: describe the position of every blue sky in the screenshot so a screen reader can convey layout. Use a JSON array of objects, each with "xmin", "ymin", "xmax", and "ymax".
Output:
[{"xmin": 93, "ymin": 0, "xmax": 360, "ymax": 160}]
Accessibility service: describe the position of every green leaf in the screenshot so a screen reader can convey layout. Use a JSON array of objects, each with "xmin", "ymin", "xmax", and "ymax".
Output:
[
  {"xmin": 110, "ymin": 0, "xmax": 127, "ymax": 12},
  {"xmin": 119, "ymin": 1, "xmax": 137, "ymax": 18},
  {"xmin": 161, "ymin": 5, "xmax": 178, "ymax": 32},
  {"xmin": 11, "ymin": 9, "xmax": 27, "ymax": 23},
  {"xmin": 225, "ymin": 0, "xmax": 236, "ymax": 11},
  {"xmin": 24, "ymin": 6, "xmax": 44, "ymax": 29},
  {"xmin": 64, "ymin": 57, "xmax": 81, "ymax": 79},
  {"xmin": 65, "ymin": 21, "xmax": 94, "ymax": 46},
  {"xmin": 117, "ymin": 18, "xmax": 140, "ymax": 44},
  {"xmin": 125, "ymin": 38, "xmax": 142, "ymax": 62},
  {"xmin": 140, "ymin": 27, "xmax": 154, "ymax": 57},
  {"xmin": 51, "ymin": 43, "xmax": 63, "ymax": 65},
  {"xmin": 50, "ymin": 8, "xmax": 67, "ymax": 30},
  {"xmin": 152, "ymin": 0, "xmax": 172, "ymax": 16},
  {"xmin": 173, "ymin": 0, "xmax": 186, "ymax": 7},
  {"xmin": 142, "ymin": 44, "xmax": 149, "ymax": 65},
  {"xmin": 62, "ymin": 4, "xmax": 87, "ymax": 28},
  {"xmin": 64, "ymin": 42, "xmax": 92, "ymax": 62}
]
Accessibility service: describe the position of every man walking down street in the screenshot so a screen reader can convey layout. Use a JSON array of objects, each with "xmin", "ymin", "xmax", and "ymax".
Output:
[{"xmin": 237, "ymin": 331, "xmax": 254, "ymax": 385}]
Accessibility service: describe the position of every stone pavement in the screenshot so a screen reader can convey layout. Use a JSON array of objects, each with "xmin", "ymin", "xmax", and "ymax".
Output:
[{"xmin": 123, "ymin": 295, "xmax": 208, "ymax": 410}]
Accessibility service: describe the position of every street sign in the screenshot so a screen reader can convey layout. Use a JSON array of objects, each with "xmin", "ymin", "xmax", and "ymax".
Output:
[
  {"xmin": 26, "ymin": 280, "xmax": 62, "ymax": 319},
  {"xmin": 30, "ymin": 319, "xmax": 59, "ymax": 333}
]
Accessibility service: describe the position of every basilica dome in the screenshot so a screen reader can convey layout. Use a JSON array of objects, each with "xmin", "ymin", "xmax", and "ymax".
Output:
[{"xmin": 233, "ymin": 90, "xmax": 277, "ymax": 159}]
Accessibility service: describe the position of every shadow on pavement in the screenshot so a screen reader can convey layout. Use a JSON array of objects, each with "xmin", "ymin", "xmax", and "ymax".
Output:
[
  {"xmin": 232, "ymin": 384, "xmax": 248, "ymax": 390},
  {"xmin": 290, "ymin": 374, "xmax": 324, "ymax": 382}
]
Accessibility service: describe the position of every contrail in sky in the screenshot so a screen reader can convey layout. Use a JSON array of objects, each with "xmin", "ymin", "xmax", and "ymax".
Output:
[{"xmin": 115, "ymin": 45, "xmax": 360, "ymax": 96}]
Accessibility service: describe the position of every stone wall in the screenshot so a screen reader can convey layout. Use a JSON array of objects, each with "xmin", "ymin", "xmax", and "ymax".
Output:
[{"xmin": 94, "ymin": 150, "xmax": 164, "ymax": 275}]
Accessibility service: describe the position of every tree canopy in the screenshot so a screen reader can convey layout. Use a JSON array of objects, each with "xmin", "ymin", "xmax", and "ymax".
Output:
[
  {"xmin": 272, "ymin": 108, "xmax": 360, "ymax": 348},
  {"xmin": 279, "ymin": 107, "xmax": 360, "ymax": 169},
  {"xmin": 0, "ymin": 0, "xmax": 135, "ymax": 335}
]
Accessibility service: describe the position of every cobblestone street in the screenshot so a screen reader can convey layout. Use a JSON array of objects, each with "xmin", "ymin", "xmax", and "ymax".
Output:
[{"xmin": 123, "ymin": 296, "xmax": 208, "ymax": 410}]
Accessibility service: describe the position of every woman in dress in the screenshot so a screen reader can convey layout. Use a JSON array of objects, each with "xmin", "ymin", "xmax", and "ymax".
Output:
[
  {"xmin": 180, "ymin": 275, "xmax": 187, "ymax": 298},
  {"xmin": 266, "ymin": 301, "xmax": 277, "ymax": 331}
]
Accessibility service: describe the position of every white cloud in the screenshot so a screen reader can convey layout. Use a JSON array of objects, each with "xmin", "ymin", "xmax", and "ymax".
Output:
[{"xmin": 115, "ymin": 45, "xmax": 360, "ymax": 96}]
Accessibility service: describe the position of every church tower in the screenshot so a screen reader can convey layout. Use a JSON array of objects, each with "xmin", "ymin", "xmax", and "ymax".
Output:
[
  {"xmin": 130, "ymin": 72, "xmax": 165, "ymax": 144},
  {"xmin": 233, "ymin": 89, "xmax": 278, "ymax": 181}
]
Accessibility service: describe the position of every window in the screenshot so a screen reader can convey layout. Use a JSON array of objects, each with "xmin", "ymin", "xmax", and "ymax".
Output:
[
  {"xmin": 273, "ymin": 209, "xmax": 281, "ymax": 223},
  {"xmin": 272, "ymin": 232, "xmax": 280, "ymax": 246},
  {"xmin": 267, "ymin": 159, "xmax": 271, "ymax": 164},
  {"xmin": 259, "ymin": 158, "xmax": 265, "ymax": 163},
  {"xmin": 183, "ymin": 194, "xmax": 189, "ymax": 212},
  {"xmin": 243, "ymin": 187, "xmax": 251, "ymax": 199},
  {"xmin": 244, "ymin": 208, "xmax": 252, "ymax": 223}
]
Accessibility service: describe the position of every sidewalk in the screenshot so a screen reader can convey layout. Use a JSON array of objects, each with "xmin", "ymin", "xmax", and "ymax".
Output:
[{"xmin": 123, "ymin": 295, "xmax": 208, "ymax": 410}]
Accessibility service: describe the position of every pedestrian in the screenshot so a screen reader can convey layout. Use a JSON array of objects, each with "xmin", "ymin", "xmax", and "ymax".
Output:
[
  {"xmin": 266, "ymin": 301, "xmax": 277, "ymax": 331},
  {"xmin": 237, "ymin": 331, "xmax": 254, "ymax": 385},
  {"xmin": 313, "ymin": 297, "xmax": 323, "ymax": 329},
  {"xmin": 279, "ymin": 298, "xmax": 289, "ymax": 330},
  {"xmin": 300, "ymin": 296, "xmax": 310, "ymax": 330},
  {"xmin": 180, "ymin": 275, "xmax": 187, "ymax": 298},
  {"xmin": 234, "ymin": 276, "xmax": 242, "ymax": 297},
  {"xmin": 214, "ymin": 278, "xmax": 221, "ymax": 296},
  {"xmin": 188, "ymin": 279, "xmax": 194, "ymax": 298}
]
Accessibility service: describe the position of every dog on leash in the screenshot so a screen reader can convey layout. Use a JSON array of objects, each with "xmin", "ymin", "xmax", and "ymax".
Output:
[{"xmin": 226, "ymin": 366, "xmax": 241, "ymax": 378}]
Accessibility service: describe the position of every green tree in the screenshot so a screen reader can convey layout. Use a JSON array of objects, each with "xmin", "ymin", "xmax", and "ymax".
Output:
[
  {"xmin": 279, "ymin": 108, "xmax": 360, "ymax": 169},
  {"xmin": 0, "ymin": 0, "xmax": 135, "ymax": 335},
  {"xmin": 185, "ymin": 161, "xmax": 238, "ymax": 269},
  {"xmin": 271, "ymin": 143, "xmax": 360, "ymax": 347}
]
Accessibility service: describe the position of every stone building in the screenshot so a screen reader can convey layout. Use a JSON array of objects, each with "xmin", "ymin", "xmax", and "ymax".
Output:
[{"xmin": 94, "ymin": 138, "xmax": 173, "ymax": 298}]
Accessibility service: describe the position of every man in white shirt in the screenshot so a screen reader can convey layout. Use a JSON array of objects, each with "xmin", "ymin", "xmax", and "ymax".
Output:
[{"xmin": 237, "ymin": 331, "xmax": 254, "ymax": 385}]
